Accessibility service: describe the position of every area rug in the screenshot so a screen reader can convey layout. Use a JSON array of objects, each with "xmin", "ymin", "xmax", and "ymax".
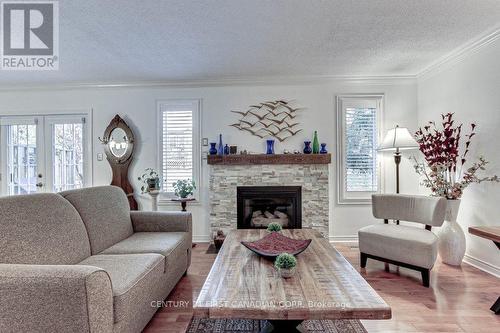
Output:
[{"xmin": 187, "ymin": 318, "xmax": 367, "ymax": 333}]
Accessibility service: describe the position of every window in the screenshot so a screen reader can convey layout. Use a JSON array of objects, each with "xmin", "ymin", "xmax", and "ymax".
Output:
[
  {"xmin": 158, "ymin": 100, "xmax": 200, "ymax": 199},
  {"xmin": 0, "ymin": 114, "xmax": 91, "ymax": 195},
  {"xmin": 336, "ymin": 95, "xmax": 383, "ymax": 204},
  {"xmin": 48, "ymin": 117, "xmax": 86, "ymax": 192}
]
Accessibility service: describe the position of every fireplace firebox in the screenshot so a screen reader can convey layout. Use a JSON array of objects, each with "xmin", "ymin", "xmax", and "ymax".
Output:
[{"xmin": 237, "ymin": 186, "xmax": 302, "ymax": 229}]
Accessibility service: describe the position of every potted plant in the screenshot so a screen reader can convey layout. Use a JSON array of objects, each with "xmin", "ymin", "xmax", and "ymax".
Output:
[
  {"xmin": 172, "ymin": 179, "xmax": 196, "ymax": 199},
  {"xmin": 274, "ymin": 253, "xmax": 297, "ymax": 278},
  {"xmin": 267, "ymin": 222, "xmax": 282, "ymax": 232},
  {"xmin": 138, "ymin": 168, "xmax": 160, "ymax": 193},
  {"xmin": 412, "ymin": 113, "xmax": 498, "ymax": 265}
]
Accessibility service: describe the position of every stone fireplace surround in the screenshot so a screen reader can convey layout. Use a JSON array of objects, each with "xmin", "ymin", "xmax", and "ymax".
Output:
[{"xmin": 208, "ymin": 154, "xmax": 330, "ymax": 237}]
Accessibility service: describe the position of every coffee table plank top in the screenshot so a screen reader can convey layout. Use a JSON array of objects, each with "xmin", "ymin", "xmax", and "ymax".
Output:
[{"xmin": 194, "ymin": 229, "xmax": 391, "ymax": 320}]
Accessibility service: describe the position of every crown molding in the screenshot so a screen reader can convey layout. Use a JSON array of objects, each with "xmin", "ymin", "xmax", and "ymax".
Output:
[
  {"xmin": 417, "ymin": 26, "xmax": 500, "ymax": 81},
  {"xmin": 0, "ymin": 74, "xmax": 416, "ymax": 92}
]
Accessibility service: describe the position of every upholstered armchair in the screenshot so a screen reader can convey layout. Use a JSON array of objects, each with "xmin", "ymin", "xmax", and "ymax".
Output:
[{"xmin": 358, "ymin": 194, "xmax": 446, "ymax": 287}]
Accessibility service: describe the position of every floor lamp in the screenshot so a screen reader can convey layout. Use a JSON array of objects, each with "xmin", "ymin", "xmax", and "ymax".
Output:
[{"xmin": 378, "ymin": 125, "xmax": 419, "ymax": 193}]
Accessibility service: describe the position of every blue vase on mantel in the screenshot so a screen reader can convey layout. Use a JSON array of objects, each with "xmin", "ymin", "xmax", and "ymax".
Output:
[
  {"xmin": 320, "ymin": 143, "xmax": 328, "ymax": 154},
  {"xmin": 224, "ymin": 144, "xmax": 230, "ymax": 155},
  {"xmin": 266, "ymin": 139, "xmax": 275, "ymax": 155},
  {"xmin": 303, "ymin": 141, "xmax": 312, "ymax": 154},
  {"xmin": 209, "ymin": 143, "xmax": 217, "ymax": 155},
  {"xmin": 217, "ymin": 134, "xmax": 224, "ymax": 156}
]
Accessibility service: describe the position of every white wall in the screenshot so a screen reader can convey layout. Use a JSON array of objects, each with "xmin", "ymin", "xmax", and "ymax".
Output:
[
  {"xmin": 417, "ymin": 37, "xmax": 500, "ymax": 273},
  {"xmin": 0, "ymin": 79, "xmax": 419, "ymax": 242}
]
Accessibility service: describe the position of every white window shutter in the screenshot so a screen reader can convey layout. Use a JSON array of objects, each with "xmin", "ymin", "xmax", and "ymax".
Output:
[
  {"xmin": 345, "ymin": 107, "xmax": 378, "ymax": 192},
  {"xmin": 162, "ymin": 109, "xmax": 194, "ymax": 193}
]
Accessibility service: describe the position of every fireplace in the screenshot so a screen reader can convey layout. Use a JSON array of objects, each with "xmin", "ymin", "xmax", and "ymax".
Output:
[{"xmin": 237, "ymin": 186, "xmax": 302, "ymax": 229}]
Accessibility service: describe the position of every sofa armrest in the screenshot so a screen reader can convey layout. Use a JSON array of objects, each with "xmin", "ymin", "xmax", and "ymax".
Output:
[
  {"xmin": 0, "ymin": 264, "xmax": 113, "ymax": 333},
  {"xmin": 130, "ymin": 211, "xmax": 192, "ymax": 234}
]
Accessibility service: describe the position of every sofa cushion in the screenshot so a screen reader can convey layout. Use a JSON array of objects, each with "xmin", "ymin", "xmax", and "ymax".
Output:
[
  {"xmin": 60, "ymin": 186, "xmax": 134, "ymax": 254},
  {"xmin": 0, "ymin": 193, "xmax": 91, "ymax": 265},
  {"xmin": 100, "ymin": 232, "xmax": 188, "ymax": 259},
  {"xmin": 79, "ymin": 253, "xmax": 164, "ymax": 323},
  {"xmin": 358, "ymin": 224, "xmax": 438, "ymax": 269}
]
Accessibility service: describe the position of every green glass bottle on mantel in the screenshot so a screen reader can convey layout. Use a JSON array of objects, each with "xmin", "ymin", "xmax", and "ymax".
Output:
[{"xmin": 312, "ymin": 131, "xmax": 320, "ymax": 154}]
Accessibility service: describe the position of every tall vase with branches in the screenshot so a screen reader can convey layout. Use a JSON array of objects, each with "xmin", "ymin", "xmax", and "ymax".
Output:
[{"xmin": 413, "ymin": 113, "xmax": 498, "ymax": 265}]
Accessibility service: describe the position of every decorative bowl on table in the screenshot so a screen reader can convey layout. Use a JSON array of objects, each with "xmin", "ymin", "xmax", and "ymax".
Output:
[{"xmin": 240, "ymin": 232, "xmax": 312, "ymax": 259}]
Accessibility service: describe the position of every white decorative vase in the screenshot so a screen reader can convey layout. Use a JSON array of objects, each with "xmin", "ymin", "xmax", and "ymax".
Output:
[{"xmin": 438, "ymin": 199, "xmax": 466, "ymax": 266}]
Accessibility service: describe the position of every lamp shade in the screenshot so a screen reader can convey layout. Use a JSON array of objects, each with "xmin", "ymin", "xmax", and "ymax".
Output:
[{"xmin": 378, "ymin": 125, "xmax": 419, "ymax": 151}]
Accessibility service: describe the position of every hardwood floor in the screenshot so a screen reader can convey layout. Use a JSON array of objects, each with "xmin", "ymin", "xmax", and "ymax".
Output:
[{"xmin": 143, "ymin": 243, "xmax": 500, "ymax": 333}]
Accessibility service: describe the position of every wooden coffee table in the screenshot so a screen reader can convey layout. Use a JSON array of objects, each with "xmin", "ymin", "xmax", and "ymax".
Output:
[{"xmin": 194, "ymin": 229, "xmax": 391, "ymax": 332}]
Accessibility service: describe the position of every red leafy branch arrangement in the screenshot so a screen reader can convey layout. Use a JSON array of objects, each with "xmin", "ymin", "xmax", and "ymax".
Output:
[{"xmin": 413, "ymin": 113, "xmax": 498, "ymax": 199}]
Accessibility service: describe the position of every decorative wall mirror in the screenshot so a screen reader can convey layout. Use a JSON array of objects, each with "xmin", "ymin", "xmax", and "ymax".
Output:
[
  {"xmin": 100, "ymin": 115, "xmax": 138, "ymax": 210},
  {"xmin": 109, "ymin": 127, "xmax": 129, "ymax": 158}
]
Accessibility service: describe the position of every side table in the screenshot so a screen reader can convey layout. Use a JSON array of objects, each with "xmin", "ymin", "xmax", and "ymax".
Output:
[
  {"xmin": 148, "ymin": 190, "xmax": 160, "ymax": 211},
  {"xmin": 468, "ymin": 226, "xmax": 500, "ymax": 314},
  {"xmin": 171, "ymin": 197, "xmax": 195, "ymax": 212}
]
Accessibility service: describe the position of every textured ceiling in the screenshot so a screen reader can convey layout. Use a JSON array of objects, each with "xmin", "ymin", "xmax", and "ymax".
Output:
[{"xmin": 1, "ymin": 0, "xmax": 500, "ymax": 85}]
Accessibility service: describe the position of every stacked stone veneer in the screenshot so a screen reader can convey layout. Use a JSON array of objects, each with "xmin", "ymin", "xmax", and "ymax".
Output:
[{"xmin": 209, "ymin": 164, "xmax": 329, "ymax": 236}]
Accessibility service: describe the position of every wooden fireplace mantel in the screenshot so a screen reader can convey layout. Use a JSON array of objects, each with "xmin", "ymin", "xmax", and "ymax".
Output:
[{"xmin": 207, "ymin": 153, "xmax": 331, "ymax": 165}]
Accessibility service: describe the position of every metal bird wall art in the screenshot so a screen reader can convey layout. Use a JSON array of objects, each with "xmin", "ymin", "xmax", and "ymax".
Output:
[{"xmin": 229, "ymin": 100, "xmax": 304, "ymax": 142}]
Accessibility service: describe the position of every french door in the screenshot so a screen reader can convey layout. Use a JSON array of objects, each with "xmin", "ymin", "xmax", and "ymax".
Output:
[{"xmin": 0, "ymin": 114, "xmax": 90, "ymax": 195}]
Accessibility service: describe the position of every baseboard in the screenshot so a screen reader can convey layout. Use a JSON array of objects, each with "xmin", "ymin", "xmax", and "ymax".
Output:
[
  {"xmin": 463, "ymin": 253, "xmax": 500, "ymax": 278},
  {"xmin": 329, "ymin": 235, "xmax": 359, "ymax": 244},
  {"xmin": 193, "ymin": 235, "xmax": 211, "ymax": 243}
]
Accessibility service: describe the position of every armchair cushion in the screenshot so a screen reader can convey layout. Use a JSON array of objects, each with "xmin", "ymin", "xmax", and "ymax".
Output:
[
  {"xmin": 0, "ymin": 264, "xmax": 113, "ymax": 333},
  {"xmin": 358, "ymin": 224, "xmax": 438, "ymax": 269},
  {"xmin": 79, "ymin": 254, "xmax": 164, "ymax": 324}
]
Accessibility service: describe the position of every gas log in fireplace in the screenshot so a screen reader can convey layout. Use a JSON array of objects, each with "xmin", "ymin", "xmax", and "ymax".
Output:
[{"xmin": 237, "ymin": 186, "xmax": 302, "ymax": 229}]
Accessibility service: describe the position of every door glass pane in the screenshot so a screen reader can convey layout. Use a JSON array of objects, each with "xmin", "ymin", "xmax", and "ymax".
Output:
[
  {"xmin": 6, "ymin": 124, "xmax": 37, "ymax": 195},
  {"xmin": 52, "ymin": 122, "xmax": 84, "ymax": 192}
]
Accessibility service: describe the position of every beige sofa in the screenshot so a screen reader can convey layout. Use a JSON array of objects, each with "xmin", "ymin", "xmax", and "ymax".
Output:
[{"xmin": 0, "ymin": 186, "xmax": 192, "ymax": 333}]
